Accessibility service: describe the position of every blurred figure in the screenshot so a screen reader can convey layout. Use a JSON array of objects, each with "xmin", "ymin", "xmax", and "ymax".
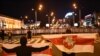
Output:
[
  {"xmin": 98, "ymin": 29, "xmax": 100, "ymax": 36},
  {"xmin": 0, "ymin": 30, "xmax": 2, "ymax": 42},
  {"xmin": 66, "ymin": 28, "xmax": 71, "ymax": 33},
  {"xmin": 2, "ymin": 36, "xmax": 49, "ymax": 56},
  {"xmin": 8, "ymin": 30, "xmax": 12, "ymax": 42},
  {"xmin": 0, "ymin": 29, "xmax": 5, "ymax": 41},
  {"xmin": 27, "ymin": 29, "xmax": 32, "ymax": 39},
  {"xmin": 62, "ymin": 52, "xmax": 75, "ymax": 56}
]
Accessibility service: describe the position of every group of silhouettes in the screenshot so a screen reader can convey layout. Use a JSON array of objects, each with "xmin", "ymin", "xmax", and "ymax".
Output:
[{"xmin": 0, "ymin": 29, "xmax": 32, "ymax": 42}]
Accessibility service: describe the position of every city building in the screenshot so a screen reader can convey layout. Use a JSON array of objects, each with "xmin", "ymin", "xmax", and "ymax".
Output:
[{"xmin": 0, "ymin": 14, "xmax": 23, "ymax": 29}]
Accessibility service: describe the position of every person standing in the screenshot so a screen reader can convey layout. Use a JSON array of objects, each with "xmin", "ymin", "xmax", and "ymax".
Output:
[
  {"xmin": 8, "ymin": 30, "xmax": 12, "ymax": 42},
  {"xmin": 27, "ymin": 29, "xmax": 32, "ymax": 39},
  {"xmin": 1, "ymin": 29, "xmax": 5, "ymax": 41},
  {"xmin": 2, "ymin": 36, "xmax": 49, "ymax": 56},
  {"xmin": 66, "ymin": 28, "xmax": 72, "ymax": 33}
]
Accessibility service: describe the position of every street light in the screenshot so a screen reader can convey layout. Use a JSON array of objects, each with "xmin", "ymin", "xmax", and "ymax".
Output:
[
  {"xmin": 72, "ymin": 3, "xmax": 77, "ymax": 26},
  {"xmin": 46, "ymin": 14, "xmax": 50, "ymax": 27},
  {"xmin": 50, "ymin": 11, "xmax": 56, "ymax": 25},
  {"xmin": 32, "ymin": 4, "xmax": 43, "ymax": 23},
  {"xmin": 25, "ymin": 15, "xmax": 28, "ymax": 19},
  {"xmin": 46, "ymin": 11, "xmax": 55, "ymax": 28},
  {"xmin": 46, "ymin": 14, "xmax": 50, "ymax": 23},
  {"xmin": 73, "ymin": 3, "xmax": 81, "ymax": 26},
  {"xmin": 31, "ymin": 4, "xmax": 43, "ymax": 29},
  {"xmin": 73, "ymin": 3, "xmax": 77, "ymax": 9},
  {"xmin": 38, "ymin": 4, "xmax": 43, "ymax": 11},
  {"xmin": 32, "ymin": 8, "xmax": 34, "ymax": 11},
  {"xmin": 50, "ymin": 12, "xmax": 54, "ymax": 16}
]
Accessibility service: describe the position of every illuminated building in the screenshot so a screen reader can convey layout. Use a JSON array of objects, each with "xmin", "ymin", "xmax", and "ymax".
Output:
[{"xmin": 0, "ymin": 15, "xmax": 23, "ymax": 29}]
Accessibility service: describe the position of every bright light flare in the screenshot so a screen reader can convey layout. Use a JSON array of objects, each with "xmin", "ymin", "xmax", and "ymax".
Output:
[
  {"xmin": 51, "ymin": 12, "xmax": 54, "ymax": 16},
  {"xmin": 73, "ymin": 3, "xmax": 77, "ymax": 9},
  {"xmin": 25, "ymin": 16, "xmax": 28, "ymax": 19},
  {"xmin": 38, "ymin": 4, "xmax": 43, "ymax": 10}
]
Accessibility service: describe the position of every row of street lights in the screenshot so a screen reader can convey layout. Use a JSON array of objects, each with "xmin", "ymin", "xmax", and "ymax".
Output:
[
  {"xmin": 21, "ymin": 2, "xmax": 80, "ymax": 27},
  {"xmin": 21, "ymin": 4, "xmax": 43, "ymax": 23},
  {"xmin": 20, "ymin": 3, "xmax": 56, "ymax": 27},
  {"xmin": 20, "ymin": 4, "xmax": 43, "ymax": 28},
  {"xmin": 32, "ymin": 4, "xmax": 43, "ymax": 23}
]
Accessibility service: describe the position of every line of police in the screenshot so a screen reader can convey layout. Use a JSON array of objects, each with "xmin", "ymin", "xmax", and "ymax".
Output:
[{"xmin": 0, "ymin": 29, "xmax": 32, "ymax": 42}]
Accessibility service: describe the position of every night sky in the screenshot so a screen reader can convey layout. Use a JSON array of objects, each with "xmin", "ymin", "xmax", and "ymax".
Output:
[{"xmin": 0, "ymin": 0, "xmax": 100, "ymax": 22}]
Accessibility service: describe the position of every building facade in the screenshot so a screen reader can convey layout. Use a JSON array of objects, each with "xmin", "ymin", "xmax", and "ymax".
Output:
[{"xmin": 0, "ymin": 15, "xmax": 23, "ymax": 29}]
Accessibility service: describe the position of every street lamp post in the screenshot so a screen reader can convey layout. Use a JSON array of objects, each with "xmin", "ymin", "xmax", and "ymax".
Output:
[
  {"xmin": 46, "ymin": 14, "xmax": 50, "ymax": 26},
  {"xmin": 32, "ymin": 4, "xmax": 43, "ymax": 28},
  {"xmin": 46, "ymin": 12, "xmax": 55, "ymax": 27},
  {"xmin": 73, "ymin": 12, "xmax": 75, "ymax": 26},
  {"xmin": 79, "ymin": 9, "xmax": 81, "ymax": 25},
  {"xmin": 73, "ymin": 3, "xmax": 82, "ymax": 27},
  {"xmin": 73, "ymin": 3, "xmax": 77, "ymax": 26},
  {"xmin": 32, "ymin": 9, "xmax": 38, "ymax": 24},
  {"xmin": 50, "ymin": 12, "xmax": 55, "ymax": 24},
  {"xmin": 35, "ymin": 4, "xmax": 43, "ymax": 23},
  {"xmin": 32, "ymin": 8, "xmax": 37, "ymax": 23},
  {"xmin": 35, "ymin": 11, "xmax": 37, "ymax": 23}
]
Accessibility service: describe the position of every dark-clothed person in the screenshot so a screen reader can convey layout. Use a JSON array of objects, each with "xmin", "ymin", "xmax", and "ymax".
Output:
[
  {"xmin": 2, "ymin": 36, "xmax": 49, "ymax": 56},
  {"xmin": 27, "ymin": 30, "xmax": 32, "ymax": 39},
  {"xmin": 8, "ymin": 31, "xmax": 12, "ymax": 41},
  {"xmin": 0, "ymin": 29, "xmax": 5, "ymax": 41},
  {"xmin": 66, "ymin": 28, "xmax": 71, "ymax": 33},
  {"xmin": 62, "ymin": 52, "xmax": 75, "ymax": 56}
]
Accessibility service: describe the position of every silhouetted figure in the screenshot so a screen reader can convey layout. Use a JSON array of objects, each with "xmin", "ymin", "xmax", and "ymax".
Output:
[
  {"xmin": 98, "ymin": 29, "xmax": 100, "ymax": 36},
  {"xmin": 2, "ymin": 36, "xmax": 49, "ymax": 56},
  {"xmin": 0, "ymin": 30, "xmax": 1, "ymax": 40},
  {"xmin": 1, "ymin": 29, "xmax": 5, "ymax": 41},
  {"xmin": 62, "ymin": 52, "xmax": 75, "ymax": 56},
  {"xmin": 27, "ymin": 30, "xmax": 32, "ymax": 39},
  {"xmin": 8, "ymin": 30, "xmax": 12, "ymax": 42},
  {"xmin": 66, "ymin": 28, "xmax": 71, "ymax": 33}
]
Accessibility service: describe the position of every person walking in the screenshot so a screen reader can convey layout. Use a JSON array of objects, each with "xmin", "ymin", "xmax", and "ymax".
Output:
[{"xmin": 2, "ymin": 36, "xmax": 49, "ymax": 56}]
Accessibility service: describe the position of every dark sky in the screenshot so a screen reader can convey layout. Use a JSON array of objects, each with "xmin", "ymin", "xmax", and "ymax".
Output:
[{"xmin": 0, "ymin": 0, "xmax": 100, "ymax": 20}]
